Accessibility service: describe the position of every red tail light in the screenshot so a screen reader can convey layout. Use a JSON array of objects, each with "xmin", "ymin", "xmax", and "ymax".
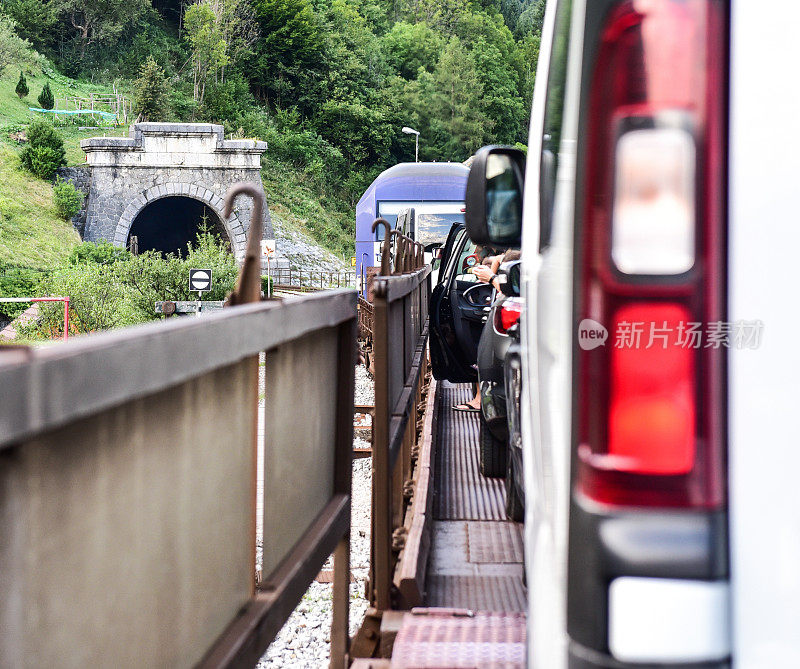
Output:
[
  {"xmin": 576, "ymin": 0, "xmax": 726, "ymax": 508},
  {"xmin": 494, "ymin": 297, "xmax": 524, "ymax": 335}
]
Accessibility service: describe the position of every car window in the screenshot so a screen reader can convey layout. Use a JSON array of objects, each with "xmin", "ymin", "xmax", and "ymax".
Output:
[
  {"xmin": 416, "ymin": 212, "xmax": 465, "ymax": 247},
  {"xmin": 453, "ymin": 237, "xmax": 479, "ymax": 283},
  {"xmin": 442, "ymin": 229, "xmax": 467, "ymax": 281},
  {"xmin": 539, "ymin": 0, "xmax": 572, "ymax": 252}
]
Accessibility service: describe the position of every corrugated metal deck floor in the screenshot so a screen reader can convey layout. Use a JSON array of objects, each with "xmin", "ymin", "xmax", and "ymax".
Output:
[
  {"xmin": 428, "ymin": 382, "xmax": 526, "ymax": 612},
  {"xmin": 389, "ymin": 381, "xmax": 526, "ymax": 668}
]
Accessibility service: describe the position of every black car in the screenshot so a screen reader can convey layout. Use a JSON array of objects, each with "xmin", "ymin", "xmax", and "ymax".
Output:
[
  {"xmin": 429, "ymin": 226, "xmax": 523, "ymax": 504},
  {"xmin": 503, "ymin": 300, "xmax": 524, "ymax": 522},
  {"xmin": 429, "ymin": 223, "xmax": 493, "ymax": 385}
]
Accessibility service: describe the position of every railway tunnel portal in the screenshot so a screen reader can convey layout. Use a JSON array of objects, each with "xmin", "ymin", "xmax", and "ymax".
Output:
[{"xmin": 80, "ymin": 123, "xmax": 273, "ymax": 258}]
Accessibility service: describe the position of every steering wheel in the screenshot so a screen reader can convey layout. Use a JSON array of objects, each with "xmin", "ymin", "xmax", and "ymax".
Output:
[{"xmin": 462, "ymin": 282, "xmax": 494, "ymax": 307}]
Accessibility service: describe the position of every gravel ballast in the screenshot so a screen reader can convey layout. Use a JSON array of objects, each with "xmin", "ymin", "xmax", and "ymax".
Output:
[{"xmin": 257, "ymin": 365, "xmax": 374, "ymax": 667}]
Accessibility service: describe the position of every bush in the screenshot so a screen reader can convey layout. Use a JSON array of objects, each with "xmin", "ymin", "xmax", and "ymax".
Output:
[
  {"xmin": 37, "ymin": 81, "xmax": 54, "ymax": 109},
  {"xmin": 0, "ymin": 264, "xmax": 44, "ymax": 320},
  {"xmin": 27, "ymin": 263, "xmax": 138, "ymax": 337},
  {"xmin": 200, "ymin": 73, "xmax": 254, "ymax": 124},
  {"xmin": 22, "ymin": 228, "xmax": 241, "ymax": 338},
  {"xmin": 15, "ymin": 71, "xmax": 28, "ymax": 98},
  {"xmin": 20, "ymin": 145, "xmax": 64, "ymax": 180},
  {"xmin": 68, "ymin": 240, "xmax": 130, "ymax": 266},
  {"xmin": 20, "ymin": 118, "xmax": 66, "ymax": 180},
  {"xmin": 53, "ymin": 176, "xmax": 83, "ymax": 220}
]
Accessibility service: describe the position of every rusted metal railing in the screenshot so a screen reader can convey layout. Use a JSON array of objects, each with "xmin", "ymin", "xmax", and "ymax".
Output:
[{"xmin": 351, "ymin": 218, "xmax": 431, "ymax": 655}]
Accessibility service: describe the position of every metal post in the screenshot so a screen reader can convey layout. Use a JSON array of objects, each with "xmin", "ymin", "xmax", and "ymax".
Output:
[
  {"xmin": 371, "ymin": 279, "xmax": 392, "ymax": 611},
  {"xmin": 221, "ymin": 183, "xmax": 265, "ymax": 600},
  {"xmin": 63, "ymin": 298, "xmax": 69, "ymax": 341},
  {"xmin": 360, "ymin": 253, "xmax": 369, "ymax": 298},
  {"xmin": 415, "ymin": 134, "xmax": 418, "ymax": 163},
  {"xmin": 330, "ymin": 317, "xmax": 356, "ymax": 668}
]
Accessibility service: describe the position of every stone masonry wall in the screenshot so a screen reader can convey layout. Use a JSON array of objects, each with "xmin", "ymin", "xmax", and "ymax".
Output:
[
  {"xmin": 83, "ymin": 165, "xmax": 274, "ymax": 253},
  {"xmin": 80, "ymin": 123, "xmax": 271, "ymax": 259},
  {"xmin": 55, "ymin": 166, "xmax": 92, "ymax": 236}
]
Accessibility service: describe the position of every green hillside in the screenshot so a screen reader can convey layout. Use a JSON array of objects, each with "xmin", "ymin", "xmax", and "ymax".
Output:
[
  {"xmin": 0, "ymin": 144, "xmax": 80, "ymax": 267},
  {"xmin": 0, "ymin": 0, "xmax": 543, "ymax": 264}
]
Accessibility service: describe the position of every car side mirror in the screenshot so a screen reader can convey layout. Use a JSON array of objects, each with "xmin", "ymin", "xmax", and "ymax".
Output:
[
  {"xmin": 433, "ymin": 246, "xmax": 444, "ymax": 260},
  {"xmin": 465, "ymin": 145, "xmax": 525, "ymax": 248},
  {"xmin": 498, "ymin": 259, "xmax": 521, "ymax": 297},
  {"xmin": 462, "ymin": 254, "xmax": 479, "ymax": 273}
]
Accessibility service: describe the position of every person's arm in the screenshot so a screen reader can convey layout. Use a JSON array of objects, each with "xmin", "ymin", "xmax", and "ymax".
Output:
[{"xmin": 471, "ymin": 264, "xmax": 501, "ymax": 291}]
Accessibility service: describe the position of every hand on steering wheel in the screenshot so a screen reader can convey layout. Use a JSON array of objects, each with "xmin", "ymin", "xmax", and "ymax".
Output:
[{"xmin": 471, "ymin": 264, "xmax": 495, "ymax": 284}]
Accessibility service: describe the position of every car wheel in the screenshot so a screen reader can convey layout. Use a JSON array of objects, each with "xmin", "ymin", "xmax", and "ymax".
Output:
[
  {"xmin": 480, "ymin": 417, "xmax": 506, "ymax": 478},
  {"xmin": 505, "ymin": 453, "xmax": 524, "ymax": 522}
]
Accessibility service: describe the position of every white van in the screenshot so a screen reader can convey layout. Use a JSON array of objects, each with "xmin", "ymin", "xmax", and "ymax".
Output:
[{"xmin": 463, "ymin": 1, "xmax": 800, "ymax": 667}]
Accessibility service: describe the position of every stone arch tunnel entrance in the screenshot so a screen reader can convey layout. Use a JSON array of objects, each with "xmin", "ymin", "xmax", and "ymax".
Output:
[
  {"xmin": 77, "ymin": 124, "xmax": 273, "ymax": 260},
  {"xmin": 127, "ymin": 196, "xmax": 231, "ymax": 256}
]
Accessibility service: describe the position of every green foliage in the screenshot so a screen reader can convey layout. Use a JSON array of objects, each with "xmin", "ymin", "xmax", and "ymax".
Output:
[
  {"xmin": 247, "ymin": 0, "xmax": 325, "ymax": 113},
  {"xmin": 20, "ymin": 119, "xmax": 66, "ymax": 179},
  {"xmin": 517, "ymin": 0, "xmax": 546, "ymax": 38},
  {"xmin": 1, "ymin": 0, "xmax": 57, "ymax": 52},
  {"xmin": 68, "ymin": 240, "xmax": 130, "ymax": 266},
  {"xmin": 0, "ymin": 146, "xmax": 80, "ymax": 267},
  {"xmin": 15, "ymin": 71, "xmax": 29, "ymax": 98},
  {"xmin": 30, "ymin": 262, "xmax": 139, "ymax": 336},
  {"xmin": 52, "ymin": 176, "xmax": 84, "ymax": 220},
  {"xmin": 133, "ymin": 56, "xmax": 169, "ymax": 121},
  {"xmin": 261, "ymin": 159, "xmax": 354, "ymax": 258},
  {"xmin": 19, "ymin": 145, "xmax": 64, "ymax": 179},
  {"xmin": 0, "ymin": 0, "xmax": 544, "ymax": 262},
  {"xmin": 382, "ymin": 22, "xmax": 443, "ymax": 79},
  {"xmin": 51, "ymin": 0, "xmax": 149, "ymax": 59},
  {"xmin": 0, "ymin": 263, "xmax": 44, "ymax": 320},
  {"xmin": 25, "ymin": 228, "xmax": 240, "ymax": 338},
  {"xmin": 0, "ymin": 13, "xmax": 32, "ymax": 77},
  {"xmin": 184, "ymin": 1, "xmax": 228, "ymax": 108},
  {"xmin": 37, "ymin": 81, "xmax": 54, "ymax": 109},
  {"xmin": 200, "ymin": 71, "xmax": 253, "ymax": 122}
]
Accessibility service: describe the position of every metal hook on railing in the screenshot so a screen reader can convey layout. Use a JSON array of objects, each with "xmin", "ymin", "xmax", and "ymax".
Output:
[
  {"xmin": 225, "ymin": 182, "xmax": 265, "ymax": 306},
  {"xmin": 402, "ymin": 233, "xmax": 415, "ymax": 273},
  {"xmin": 389, "ymin": 230, "xmax": 405, "ymax": 275},
  {"xmin": 371, "ymin": 218, "xmax": 392, "ymax": 276}
]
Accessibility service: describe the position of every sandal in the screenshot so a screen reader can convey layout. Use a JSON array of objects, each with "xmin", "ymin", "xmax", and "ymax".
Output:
[{"xmin": 453, "ymin": 403, "xmax": 480, "ymax": 413}]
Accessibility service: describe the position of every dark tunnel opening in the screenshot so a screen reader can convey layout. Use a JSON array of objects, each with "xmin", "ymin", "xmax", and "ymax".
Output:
[{"xmin": 127, "ymin": 196, "xmax": 231, "ymax": 256}]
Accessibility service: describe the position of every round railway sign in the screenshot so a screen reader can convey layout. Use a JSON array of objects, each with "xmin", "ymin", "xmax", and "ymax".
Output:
[{"xmin": 189, "ymin": 268, "xmax": 212, "ymax": 292}]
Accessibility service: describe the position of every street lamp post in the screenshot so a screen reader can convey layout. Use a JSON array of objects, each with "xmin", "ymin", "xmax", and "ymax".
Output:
[{"xmin": 402, "ymin": 126, "xmax": 420, "ymax": 162}]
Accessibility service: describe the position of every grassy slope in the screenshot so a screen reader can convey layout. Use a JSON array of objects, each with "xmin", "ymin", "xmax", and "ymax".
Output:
[
  {"xmin": 0, "ymin": 55, "xmax": 123, "ymax": 268},
  {"xmin": 0, "ymin": 58, "xmax": 129, "ymax": 165},
  {"xmin": 261, "ymin": 160, "xmax": 354, "ymax": 261},
  {"xmin": 0, "ymin": 144, "xmax": 80, "ymax": 267}
]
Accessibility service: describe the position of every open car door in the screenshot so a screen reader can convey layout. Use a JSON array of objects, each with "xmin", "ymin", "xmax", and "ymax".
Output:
[{"xmin": 429, "ymin": 225, "xmax": 495, "ymax": 382}]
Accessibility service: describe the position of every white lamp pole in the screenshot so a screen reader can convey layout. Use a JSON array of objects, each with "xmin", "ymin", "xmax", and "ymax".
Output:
[{"xmin": 402, "ymin": 126, "xmax": 420, "ymax": 162}]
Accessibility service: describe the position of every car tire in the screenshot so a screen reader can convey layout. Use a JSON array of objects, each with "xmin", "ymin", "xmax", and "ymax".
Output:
[
  {"xmin": 480, "ymin": 417, "xmax": 506, "ymax": 478},
  {"xmin": 505, "ymin": 454, "xmax": 524, "ymax": 522}
]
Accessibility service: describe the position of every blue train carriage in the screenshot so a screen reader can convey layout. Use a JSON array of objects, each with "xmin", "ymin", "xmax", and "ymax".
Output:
[{"xmin": 355, "ymin": 162, "xmax": 469, "ymax": 295}]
